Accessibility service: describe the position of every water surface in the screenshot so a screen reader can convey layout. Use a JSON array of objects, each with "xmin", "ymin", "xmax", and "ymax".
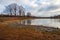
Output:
[{"xmin": 20, "ymin": 19, "xmax": 60, "ymax": 28}]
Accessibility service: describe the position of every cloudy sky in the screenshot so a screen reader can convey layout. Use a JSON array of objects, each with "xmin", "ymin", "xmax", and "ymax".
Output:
[{"xmin": 0, "ymin": 0, "xmax": 60, "ymax": 17}]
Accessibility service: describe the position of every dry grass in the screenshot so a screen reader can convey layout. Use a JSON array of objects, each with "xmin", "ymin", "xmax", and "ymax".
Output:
[
  {"xmin": 0, "ymin": 24, "xmax": 60, "ymax": 40},
  {"xmin": 0, "ymin": 17, "xmax": 23, "ymax": 22},
  {"xmin": 0, "ymin": 17, "xmax": 34, "ymax": 22},
  {"xmin": 0, "ymin": 17, "xmax": 60, "ymax": 40}
]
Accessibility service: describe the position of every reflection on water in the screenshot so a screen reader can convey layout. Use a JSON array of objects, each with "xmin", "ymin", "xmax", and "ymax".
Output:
[
  {"xmin": 20, "ymin": 19, "xmax": 60, "ymax": 28},
  {"xmin": 27, "ymin": 20, "xmax": 31, "ymax": 25},
  {"xmin": 20, "ymin": 19, "xmax": 31, "ymax": 25}
]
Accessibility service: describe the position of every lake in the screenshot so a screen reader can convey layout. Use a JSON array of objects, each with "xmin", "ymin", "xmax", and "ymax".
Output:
[{"xmin": 20, "ymin": 19, "xmax": 60, "ymax": 28}]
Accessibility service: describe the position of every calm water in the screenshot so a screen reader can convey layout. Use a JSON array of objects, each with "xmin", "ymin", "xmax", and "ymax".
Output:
[{"xmin": 20, "ymin": 19, "xmax": 60, "ymax": 28}]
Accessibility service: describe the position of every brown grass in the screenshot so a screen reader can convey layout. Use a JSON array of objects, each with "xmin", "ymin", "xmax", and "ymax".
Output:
[
  {"xmin": 0, "ymin": 17, "xmax": 60, "ymax": 40},
  {"xmin": 0, "ymin": 25, "xmax": 60, "ymax": 40},
  {"xmin": 0, "ymin": 17, "xmax": 34, "ymax": 22},
  {"xmin": 0, "ymin": 17, "xmax": 23, "ymax": 22}
]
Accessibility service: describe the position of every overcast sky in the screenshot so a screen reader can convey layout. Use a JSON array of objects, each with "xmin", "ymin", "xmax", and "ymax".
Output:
[{"xmin": 0, "ymin": 0, "xmax": 60, "ymax": 17}]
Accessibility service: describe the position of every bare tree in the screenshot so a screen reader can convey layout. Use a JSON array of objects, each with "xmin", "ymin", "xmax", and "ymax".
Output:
[
  {"xmin": 19, "ymin": 6, "xmax": 25, "ymax": 16},
  {"xmin": 9, "ymin": 6, "xmax": 12, "ymax": 15},
  {"xmin": 5, "ymin": 3, "xmax": 17, "ymax": 16},
  {"xmin": 13, "ymin": 4, "xmax": 17, "ymax": 16},
  {"xmin": 27, "ymin": 12, "xmax": 31, "ymax": 16},
  {"xmin": 6, "ymin": 5, "xmax": 12, "ymax": 15},
  {"xmin": 3, "ymin": 3, "xmax": 26, "ymax": 16},
  {"xmin": 19, "ymin": 9, "xmax": 21, "ymax": 16}
]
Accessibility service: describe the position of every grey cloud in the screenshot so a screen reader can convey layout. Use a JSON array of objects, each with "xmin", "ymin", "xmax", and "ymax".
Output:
[{"xmin": 38, "ymin": 5, "xmax": 60, "ymax": 12}]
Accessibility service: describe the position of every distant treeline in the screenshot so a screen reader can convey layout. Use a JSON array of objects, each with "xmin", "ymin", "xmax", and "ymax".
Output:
[
  {"xmin": 0, "ymin": 15, "xmax": 60, "ymax": 19},
  {"xmin": 0, "ymin": 15, "xmax": 29, "ymax": 17}
]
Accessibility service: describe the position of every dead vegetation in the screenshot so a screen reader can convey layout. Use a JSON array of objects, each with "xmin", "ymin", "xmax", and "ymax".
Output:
[
  {"xmin": 0, "ymin": 24, "xmax": 60, "ymax": 40},
  {"xmin": 0, "ymin": 17, "xmax": 60, "ymax": 40}
]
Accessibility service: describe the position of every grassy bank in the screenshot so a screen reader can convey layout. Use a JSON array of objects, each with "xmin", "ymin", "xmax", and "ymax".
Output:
[
  {"xmin": 0, "ymin": 17, "xmax": 60, "ymax": 40},
  {"xmin": 0, "ymin": 16, "xmax": 34, "ymax": 22},
  {"xmin": 0, "ymin": 23, "xmax": 60, "ymax": 40}
]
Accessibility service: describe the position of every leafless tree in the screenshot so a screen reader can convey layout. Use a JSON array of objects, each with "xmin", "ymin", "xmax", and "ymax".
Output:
[
  {"xmin": 27, "ymin": 12, "xmax": 31, "ymax": 16},
  {"xmin": 19, "ymin": 6, "xmax": 25, "ymax": 16},
  {"xmin": 3, "ymin": 3, "xmax": 26, "ymax": 16},
  {"xmin": 6, "ymin": 3, "xmax": 17, "ymax": 16}
]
